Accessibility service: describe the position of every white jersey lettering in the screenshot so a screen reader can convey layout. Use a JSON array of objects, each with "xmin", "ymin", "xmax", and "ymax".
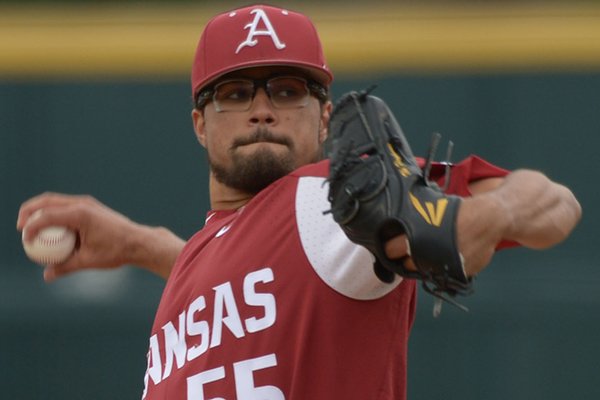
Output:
[
  {"xmin": 186, "ymin": 295, "xmax": 210, "ymax": 362},
  {"xmin": 144, "ymin": 334, "xmax": 162, "ymax": 392},
  {"xmin": 162, "ymin": 311, "xmax": 187, "ymax": 380},
  {"xmin": 243, "ymin": 267, "xmax": 276, "ymax": 333},
  {"xmin": 233, "ymin": 354, "xmax": 284, "ymax": 399},
  {"xmin": 143, "ymin": 267, "xmax": 278, "ymax": 395},
  {"xmin": 210, "ymin": 281, "xmax": 245, "ymax": 348},
  {"xmin": 186, "ymin": 365, "xmax": 226, "ymax": 400}
]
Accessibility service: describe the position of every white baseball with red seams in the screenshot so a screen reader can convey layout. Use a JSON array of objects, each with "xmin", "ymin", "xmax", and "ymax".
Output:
[{"xmin": 22, "ymin": 211, "xmax": 76, "ymax": 265}]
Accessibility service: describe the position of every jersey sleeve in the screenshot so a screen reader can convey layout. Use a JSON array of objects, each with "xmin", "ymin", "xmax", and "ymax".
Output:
[
  {"xmin": 418, "ymin": 155, "xmax": 510, "ymax": 197},
  {"xmin": 419, "ymin": 155, "xmax": 517, "ymax": 250}
]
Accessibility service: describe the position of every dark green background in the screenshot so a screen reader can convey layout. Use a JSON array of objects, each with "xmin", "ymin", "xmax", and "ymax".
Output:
[{"xmin": 2, "ymin": 72, "xmax": 598, "ymax": 399}]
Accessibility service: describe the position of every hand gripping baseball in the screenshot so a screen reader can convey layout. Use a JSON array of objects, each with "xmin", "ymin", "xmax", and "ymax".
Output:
[
  {"xmin": 22, "ymin": 209, "xmax": 77, "ymax": 265},
  {"xmin": 325, "ymin": 88, "xmax": 472, "ymax": 313}
]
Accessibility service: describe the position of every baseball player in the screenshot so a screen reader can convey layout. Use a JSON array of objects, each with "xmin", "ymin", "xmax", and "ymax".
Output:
[{"xmin": 17, "ymin": 4, "xmax": 580, "ymax": 400}]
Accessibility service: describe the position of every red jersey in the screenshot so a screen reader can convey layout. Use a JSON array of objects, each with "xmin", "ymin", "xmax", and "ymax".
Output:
[{"xmin": 142, "ymin": 157, "xmax": 507, "ymax": 400}]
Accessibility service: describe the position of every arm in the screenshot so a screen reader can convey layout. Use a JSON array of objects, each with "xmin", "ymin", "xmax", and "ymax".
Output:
[
  {"xmin": 17, "ymin": 193, "xmax": 184, "ymax": 281},
  {"xmin": 457, "ymin": 170, "xmax": 581, "ymax": 275},
  {"xmin": 385, "ymin": 170, "xmax": 582, "ymax": 276}
]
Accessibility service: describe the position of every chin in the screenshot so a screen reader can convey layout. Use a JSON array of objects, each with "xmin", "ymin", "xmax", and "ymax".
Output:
[{"xmin": 212, "ymin": 146, "xmax": 296, "ymax": 194}]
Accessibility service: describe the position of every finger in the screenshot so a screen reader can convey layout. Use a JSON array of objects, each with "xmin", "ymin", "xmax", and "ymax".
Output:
[
  {"xmin": 17, "ymin": 192, "xmax": 87, "ymax": 230},
  {"xmin": 43, "ymin": 256, "xmax": 83, "ymax": 282},
  {"xmin": 43, "ymin": 265, "xmax": 58, "ymax": 282},
  {"xmin": 44, "ymin": 265, "xmax": 77, "ymax": 282},
  {"xmin": 402, "ymin": 257, "xmax": 417, "ymax": 272},
  {"xmin": 384, "ymin": 235, "xmax": 410, "ymax": 259},
  {"xmin": 17, "ymin": 192, "xmax": 64, "ymax": 229},
  {"xmin": 384, "ymin": 235, "xmax": 418, "ymax": 272},
  {"xmin": 21, "ymin": 205, "xmax": 83, "ymax": 243}
]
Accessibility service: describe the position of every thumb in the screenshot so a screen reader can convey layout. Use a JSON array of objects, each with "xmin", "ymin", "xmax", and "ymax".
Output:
[{"xmin": 43, "ymin": 257, "xmax": 85, "ymax": 282}]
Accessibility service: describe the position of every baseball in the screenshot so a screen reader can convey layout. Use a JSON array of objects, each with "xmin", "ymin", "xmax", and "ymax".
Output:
[{"xmin": 22, "ymin": 212, "xmax": 76, "ymax": 265}]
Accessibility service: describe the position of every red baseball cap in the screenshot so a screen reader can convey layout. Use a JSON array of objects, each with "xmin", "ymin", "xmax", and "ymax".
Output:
[{"xmin": 191, "ymin": 4, "xmax": 333, "ymax": 98}]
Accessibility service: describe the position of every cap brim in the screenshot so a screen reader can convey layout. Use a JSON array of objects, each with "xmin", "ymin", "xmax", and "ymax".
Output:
[{"xmin": 195, "ymin": 61, "xmax": 333, "ymax": 96}]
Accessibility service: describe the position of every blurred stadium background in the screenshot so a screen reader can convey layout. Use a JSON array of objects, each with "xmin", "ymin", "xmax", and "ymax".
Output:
[{"xmin": 1, "ymin": 1, "xmax": 599, "ymax": 399}]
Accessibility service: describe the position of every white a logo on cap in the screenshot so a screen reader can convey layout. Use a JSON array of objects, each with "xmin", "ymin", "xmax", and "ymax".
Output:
[{"xmin": 235, "ymin": 8, "xmax": 286, "ymax": 54}]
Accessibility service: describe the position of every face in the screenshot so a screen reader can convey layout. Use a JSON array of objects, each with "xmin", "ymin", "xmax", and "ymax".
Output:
[{"xmin": 192, "ymin": 67, "xmax": 331, "ymax": 195}]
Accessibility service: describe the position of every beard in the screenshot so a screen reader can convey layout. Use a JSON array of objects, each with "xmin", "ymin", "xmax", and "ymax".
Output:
[{"xmin": 209, "ymin": 128, "xmax": 303, "ymax": 195}]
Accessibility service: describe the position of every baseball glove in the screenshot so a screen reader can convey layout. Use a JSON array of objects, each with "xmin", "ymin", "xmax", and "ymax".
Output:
[{"xmin": 325, "ymin": 87, "xmax": 472, "ymax": 312}]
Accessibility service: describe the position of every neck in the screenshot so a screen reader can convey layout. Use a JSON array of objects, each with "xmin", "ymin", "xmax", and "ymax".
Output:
[{"xmin": 209, "ymin": 173, "xmax": 254, "ymax": 210}]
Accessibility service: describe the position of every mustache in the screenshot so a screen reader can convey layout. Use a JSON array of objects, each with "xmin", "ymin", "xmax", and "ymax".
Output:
[{"xmin": 231, "ymin": 128, "xmax": 292, "ymax": 149}]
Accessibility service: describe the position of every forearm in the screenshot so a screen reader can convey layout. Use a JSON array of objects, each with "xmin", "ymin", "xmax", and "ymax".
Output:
[
  {"xmin": 126, "ymin": 224, "xmax": 186, "ymax": 279},
  {"xmin": 455, "ymin": 169, "xmax": 581, "ymax": 276},
  {"xmin": 485, "ymin": 169, "xmax": 581, "ymax": 249}
]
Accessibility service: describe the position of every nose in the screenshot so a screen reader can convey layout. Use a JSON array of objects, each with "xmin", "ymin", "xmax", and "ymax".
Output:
[{"xmin": 248, "ymin": 88, "xmax": 276, "ymax": 125}]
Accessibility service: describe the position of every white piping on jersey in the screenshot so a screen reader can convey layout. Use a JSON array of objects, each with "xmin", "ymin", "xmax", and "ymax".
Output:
[
  {"xmin": 212, "ymin": 205, "xmax": 246, "ymax": 238},
  {"xmin": 215, "ymin": 224, "xmax": 232, "ymax": 238},
  {"xmin": 205, "ymin": 212, "xmax": 217, "ymax": 225}
]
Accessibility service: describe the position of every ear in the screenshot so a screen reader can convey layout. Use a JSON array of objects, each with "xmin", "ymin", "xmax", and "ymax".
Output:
[
  {"xmin": 318, "ymin": 101, "xmax": 333, "ymax": 144},
  {"xmin": 191, "ymin": 108, "xmax": 207, "ymax": 148}
]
